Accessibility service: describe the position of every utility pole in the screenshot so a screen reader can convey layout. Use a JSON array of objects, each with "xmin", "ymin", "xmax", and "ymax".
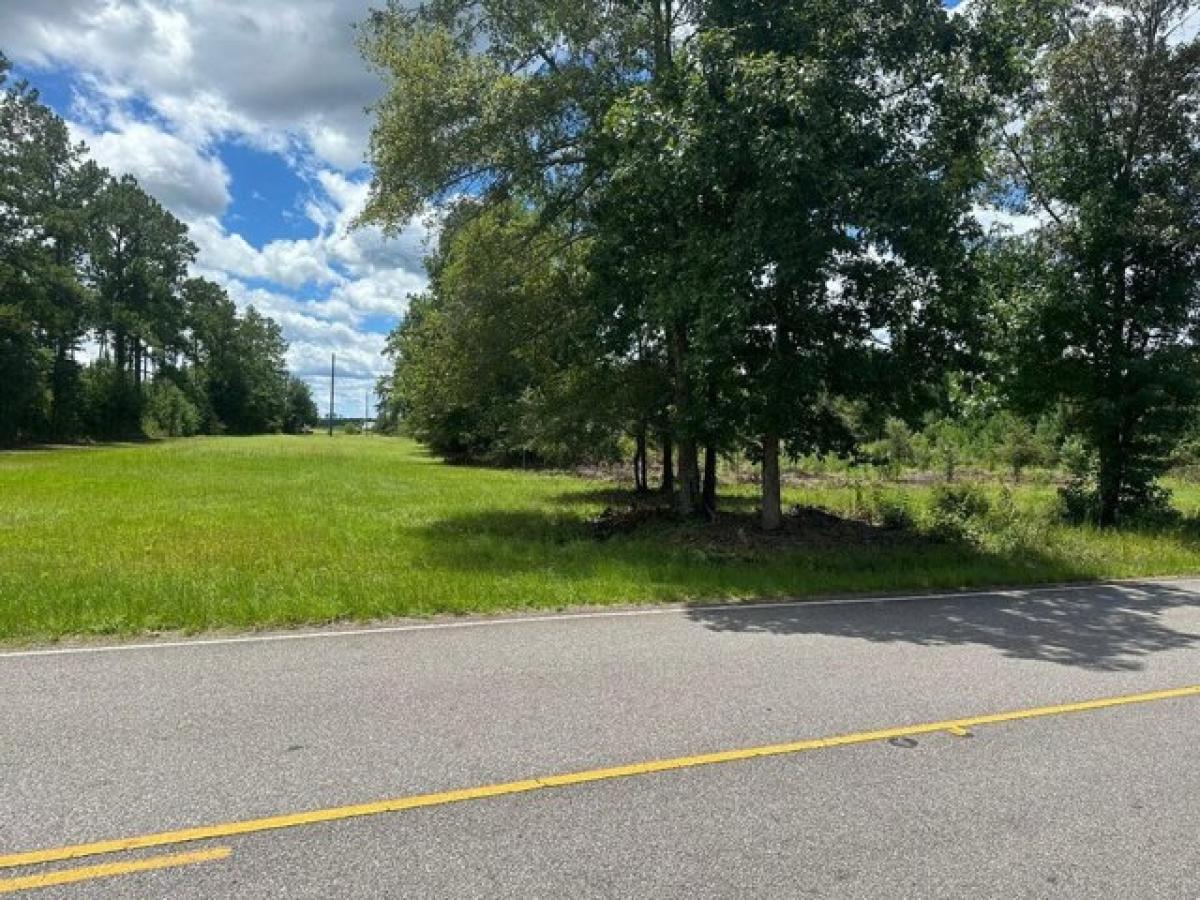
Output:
[
  {"xmin": 364, "ymin": 388, "xmax": 370, "ymax": 435},
  {"xmin": 328, "ymin": 353, "xmax": 336, "ymax": 437}
]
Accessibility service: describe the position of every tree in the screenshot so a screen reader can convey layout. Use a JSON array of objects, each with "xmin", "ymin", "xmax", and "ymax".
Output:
[
  {"xmin": 990, "ymin": 410, "xmax": 1042, "ymax": 478},
  {"xmin": 283, "ymin": 377, "xmax": 320, "ymax": 433},
  {"xmin": 872, "ymin": 417, "xmax": 917, "ymax": 477},
  {"xmin": 1000, "ymin": 0, "xmax": 1200, "ymax": 524},
  {"xmin": 381, "ymin": 201, "xmax": 621, "ymax": 465},
  {"xmin": 645, "ymin": 1, "xmax": 1001, "ymax": 528},
  {"xmin": 0, "ymin": 59, "xmax": 307, "ymax": 442},
  {"xmin": 0, "ymin": 55, "xmax": 102, "ymax": 440},
  {"xmin": 925, "ymin": 417, "xmax": 969, "ymax": 481},
  {"xmin": 231, "ymin": 307, "xmax": 289, "ymax": 433},
  {"xmin": 89, "ymin": 176, "xmax": 195, "ymax": 380},
  {"xmin": 360, "ymin": 1, "xmax": 709, "ymax": 507}
]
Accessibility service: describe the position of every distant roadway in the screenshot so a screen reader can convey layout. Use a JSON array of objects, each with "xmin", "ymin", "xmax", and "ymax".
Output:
[{"xmin": 2, "ymin": 579, "xmax": 1199, "ymax": 897}]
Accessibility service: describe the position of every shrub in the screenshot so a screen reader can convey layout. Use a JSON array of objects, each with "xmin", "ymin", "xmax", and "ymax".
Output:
[
  {"xmin": 865, "ymin": 487, "xmax": 914, "ymax": 530},
  {"xmin": 343, "ymin": 421, "xmax": 363, "ymax": 435},
  {"xmin": 992, "ymin": 412, "xmax": 1042, "ymax": 479},
  {"xmin": 1054, "ymin": 437, "xmax": 1178, "ymax": 527},
  {"xmin": 143, "ymin": 381, "xmax": 201, "ymax": 438},
  {"xmin": 867, "ymin": 417, "xmax": 916, "ymax": 477},
  {"xmin": 924, "ymin": 418, "xmax": 967, "ymax": 481},
  {"xmin": 1059, "ymin": 475, "xmax": 1178, "ymax": 527},
  {"xmin": 927, "ymin": 483, "xmax": 991, "ymax": 542},
  {"xmin": 986, "ymin": 487, "xmax": 1050, "ymax": 553}
]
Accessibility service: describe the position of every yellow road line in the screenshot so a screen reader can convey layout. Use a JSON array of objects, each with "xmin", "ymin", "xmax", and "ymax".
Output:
[
  {"xmin": 0, "ymin": 847, "xmax": 231, "ymax": 895},
  {"xmin": 2, "ymin": 684, "xmax": 1197, "ymax": 871}
]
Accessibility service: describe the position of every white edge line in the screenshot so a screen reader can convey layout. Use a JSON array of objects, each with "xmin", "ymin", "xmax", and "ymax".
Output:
[{"xmin": 0, "ymin": 579, "xmax": 1182, "ymax": 660}]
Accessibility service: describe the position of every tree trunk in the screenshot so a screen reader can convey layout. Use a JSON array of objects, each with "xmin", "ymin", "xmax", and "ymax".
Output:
[
  {"xmin": 660, "ymin": 435, "xmax": 675, "ymax": 494},
  {"xmin": 702, "ymin": 444, "xmax": 717, "ymax": 518},
  {"xmin": 1097, "ymin": 433, "xmax": 1123, "ymax": 527},
  {"xmin": 114, "ymin": 331, "xmax": 127, "ymax": 373},
  {"xmin": 669, "ymin": 322, "xmax": 700, "ymax": 517},
  {"xmin": 50, "ymin": 342, "xmax": 71, "ymax": 439},
  {"xmin": 676, "ymin": 438, "xmax": 700, "ymax": 517},
  {"xmin": 761, "ymin": 432, "xmax": 782, "ymax": 531},
  {"xmin": 634, "ymin": 428, "xmax": 649, "ymax": 493}
]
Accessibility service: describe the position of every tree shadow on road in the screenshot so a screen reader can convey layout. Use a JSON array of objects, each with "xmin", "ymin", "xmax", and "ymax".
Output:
[{"xmin": 685, "ymin": 582, "xmax": 1200, "ymax": 672}]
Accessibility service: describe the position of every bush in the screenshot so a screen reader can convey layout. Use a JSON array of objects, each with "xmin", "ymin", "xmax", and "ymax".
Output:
[
  {"xmin": 1053, "ymin": 437, "xmax": 1178, "ymax": 527},
  {"xmin": 0, "ymin": 311, "xmax": 45, "ymax": 442},
  {"xmin": 343, "ymin": 421, "xmax": 362, "ymax": 435},
  {"xmin": 865, "ymin": 487, "xmax": 914, "ymax": 530},
  {"xmin": 1058, "ymin": 474, "xmax": 1179, "ymax": 527},
  {"xmin": 865, "ymin": 417, "xmax": 916, "ymax": 477},
  {"xmin": 924, "ymin": 418, "xmax": 967, "ymax": 481},
  {"xmin": 992, "ymin": 412, "xmax": 1042, "ymax": 478},
  {"xmin": 143, "ymin": 381, "xmax": 201, "ymax": 437},
  {"xmin": 927, "ymin": 483, "xmax": 991, "ymax": 542},
  {"xmin": 986, "ymin": 487, "xmax": 1050, "ymax": 553},
  {"xmin": 931, "ymin": 483, "xmax": 991, "ymax": 519}
]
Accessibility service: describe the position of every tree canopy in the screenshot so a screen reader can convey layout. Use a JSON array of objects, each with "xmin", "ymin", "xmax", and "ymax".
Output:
[{"xmin": 0, "ymin": 54, "xmax": 311, "ymax": 442}]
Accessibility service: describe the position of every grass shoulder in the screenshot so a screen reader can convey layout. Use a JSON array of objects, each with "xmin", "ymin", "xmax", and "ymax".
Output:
[{"xmin": 3, "ymin": 435, "xmax": 1200, "ymax": 643}]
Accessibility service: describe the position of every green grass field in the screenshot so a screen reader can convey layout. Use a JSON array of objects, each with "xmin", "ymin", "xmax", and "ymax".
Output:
[{"xmin": 5, "ymin": 435, "xmax": 1200, "ymax": 643}]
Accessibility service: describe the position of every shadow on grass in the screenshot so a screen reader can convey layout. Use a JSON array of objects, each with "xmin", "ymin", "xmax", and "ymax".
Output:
[
  {"xmin": 685, "ymin": 581, "xmax": 1200, "ymax": 672},
  {"xmin": 412, "ymin": 497, "xmax": 1200, "ymax": 671},
  {"xmin": 550, "ymin": 486, "xmax": 763, "ymax": 514},
  {"xmin": 0, "ymin": 436, "xmax": 160, "ymax": 454},
  {"xmin": 412, "ymin": 501, "xmax": 1088, "ymax": 587}
]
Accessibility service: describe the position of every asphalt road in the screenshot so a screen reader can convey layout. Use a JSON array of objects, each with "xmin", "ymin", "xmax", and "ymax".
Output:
[{"xmin": 2, "ymin": 579, "xmax": 1199, "ymax": 897}]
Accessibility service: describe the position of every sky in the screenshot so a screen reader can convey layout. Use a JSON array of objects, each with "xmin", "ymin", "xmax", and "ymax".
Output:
[{"xmin": 1, "ymin": 0, "xmax": 425, "ymax": 417}]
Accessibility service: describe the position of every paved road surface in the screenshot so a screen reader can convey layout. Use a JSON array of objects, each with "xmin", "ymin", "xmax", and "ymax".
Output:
[{"xmin": 2, "ymin": 580, "xmax": 1199, "ymax": 897}]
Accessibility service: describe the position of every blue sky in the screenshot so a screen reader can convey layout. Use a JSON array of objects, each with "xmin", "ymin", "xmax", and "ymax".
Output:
[{"xmin": 1, "ymin": 0, "xmax": 428, "ymax": 416}]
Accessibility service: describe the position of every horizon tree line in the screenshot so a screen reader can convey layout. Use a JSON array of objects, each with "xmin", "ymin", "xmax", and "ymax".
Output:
[{"xmin": 0, "ymin": 53, "xmax": 320, "ymax": 442}]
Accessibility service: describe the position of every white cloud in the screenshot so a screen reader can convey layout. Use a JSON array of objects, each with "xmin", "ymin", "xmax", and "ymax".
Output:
[
  {"xmin": 188, "ymin": 166, "xmax": 430, "ymax": 321},
  {"xmin": 1, "ymin": 0, "xmax": 388, "ymax": 171},
  {"xmin": 70, "ymin": 119, "xmax": 232, "ymax": 220}
]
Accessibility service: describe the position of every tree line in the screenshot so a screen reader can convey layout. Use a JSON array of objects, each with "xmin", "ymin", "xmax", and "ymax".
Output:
[
  {"xmin": 0, "ymin": 54, "xmax": 320, "ymax": 443},
  {"xmin": 364, "ymin": 0, "xmax": 1200, "ymax": 529}
]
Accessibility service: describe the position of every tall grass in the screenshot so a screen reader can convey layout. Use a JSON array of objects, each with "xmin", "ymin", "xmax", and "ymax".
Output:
[{"xmin": 3, "ymin": 435, "xmax": 1200, "ymax": 642}]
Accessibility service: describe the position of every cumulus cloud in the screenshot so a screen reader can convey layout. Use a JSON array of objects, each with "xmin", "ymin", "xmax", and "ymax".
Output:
[
  {"xmin": 1, "ymin": 0, "xmax": 388, "ymax": 170},
  {"xmin": 70, "ymin": 119, "xmax": 232, "ymax": 220},
  {"xmin": 188, "ymin": 167, "xmax": 431, "ymax": 321}
]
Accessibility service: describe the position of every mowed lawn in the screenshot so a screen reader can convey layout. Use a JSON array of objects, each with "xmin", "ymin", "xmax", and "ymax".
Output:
[{"xmin": 5, "ymin": 435, "xmax": 1200, "ymax": 642}]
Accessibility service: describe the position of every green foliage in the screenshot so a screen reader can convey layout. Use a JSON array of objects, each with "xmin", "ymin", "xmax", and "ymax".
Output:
[
  {"xmin": 989, "ymin": 411, "xmax": 1043, "ymax": 478},
  {"xmin": 932, "ymin": 483, "xmax": 993, "ymax": 521},
  {"xmin": 927, "ymin": 483, "xmax": 993, "ymax": 543},
  {"xmin": 864, "ymin": 487, "xmax": 915, "ymax": 531},
  {"xmin": 984, "ymin": 487, "xmax": 1052, "ymax": 555},
  {"xmin": 143, "ymin": 381, "xmax": 201, "ymax": 438},
  {"xmin": 995, "ymin": 0, "xmax": 1200, "ymax": 525},
  {"xmin": 362, "ymin": 0, "xmax": 1003, "ymax": 525},
  {"xmin": 924, "ymin": 418, "xmax": 969, "ymax": 481},
  {"xmin": 283, "ymin": 378, "xmax": 320, "ymax": 434},
  {"xmin": 382, "ymin": 202, "xmax": 624, "ymax": 466},
  {"xmin": 867, "ymin": 418, "xmax": 917, "ymax": 476},
  {"xmin": 80, "ymin": 362, "xmax": 143, "ymax": 439},
  {"xmin": 0, "ymin": 306, "xmax": 44, "ymax": 442},
  {"xmin": 0, "ymin": 67, "xmax": 302, "ymax": 444}
]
